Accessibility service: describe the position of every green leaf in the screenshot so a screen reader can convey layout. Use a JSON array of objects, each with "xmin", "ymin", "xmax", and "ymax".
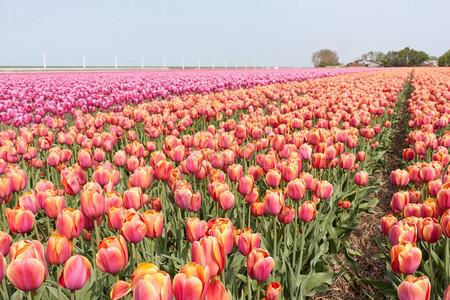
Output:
[{"xmin": 301, "ymin": 271, "xmax": 335, "ymax": 296}]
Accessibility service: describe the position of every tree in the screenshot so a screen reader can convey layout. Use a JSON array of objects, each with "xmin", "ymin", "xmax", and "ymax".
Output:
[
  {"xmin": 360, "ymin": 51, "xmax": 384, "ymax": 62},
  {"xmin": 380, "ymin": 47, "xmax": 429, "ymax": 67},
  {"xmin": 312, "ymin": 49, "xmax": 339, "ymax": 68},
  {"xmin": 438, "ymin": 50, "xmax": 450, "ymax": 66}
]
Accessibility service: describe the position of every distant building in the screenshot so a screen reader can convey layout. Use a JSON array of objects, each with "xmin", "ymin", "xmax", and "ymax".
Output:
[
  {"xmin": 420, "ymin": 59, "xmax": 438, "ymax": 67},
  {"xmin": 346, "ymin": 59, "xmax": 383, "ymax": 67}
]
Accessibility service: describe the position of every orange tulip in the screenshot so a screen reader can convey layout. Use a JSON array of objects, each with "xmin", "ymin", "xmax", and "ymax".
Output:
[
  {"xmin": 46, "ymin": 233, "xmax": 74, "ymax": 265},
  {"xmin": 277, "ymin": 205, "xmax": 295, "ymax": 224},
  {"xmin": 444, "ymin": 284, "xmax": 450, "ymax": 300},
  {"xmin": 123, "ymin": 187, "xmax": 144, "ymax": 210},
  {"xmin": 389, "ymin": 220, "xmax": 417, "ymax": 246},
  {"xmin": 7, "ymin": 240, "xmax": 48, "ymax": 291},
  {"xmin": 263, "ymin": 189, "xmax": 285, "ymax": 215},
  {"xmin": 380, "ymin": 214, "xmax": 398, "ymax": 236},
  {"xmin": 58, "ymin": 255, "xmax": 91, "ymax": 290},
  {"xmin": 142, "ymin": 210, "xmax": 163, "ymax": 239},
  {"xmin": 265, "ymin": 169, "xmax": 282, "ymax": 188},
  {"xmin": 227, "ymin": 164, "xmax": 243, "ymax": 182},
  {"xmin": 173, "ymin": 262, "xmax": 210, "ymax": 300},
  {"xmin": 266, "ymin": 281, "xmax": 282, "ymax": 300},
  {"xmin": 186, "ymin": 217, "xmax": 207, "ymax": 243},
  {"xmin": 206, "ymin": 277, "xmax": 230, "ymax": 300},
  {"xmin": 238, "ymin": 229, "xmax": 261, "ymax": 256},
  {"xmin": 192, "ymin": 236, "xmax": 225, "ymax": 278},
  {"xmin": 80, "ymin": 182, "xmax": 105, "ymax": 218},
  {"xmin": 56, "ymin": 208, "xmax": 84, "ymax": 239},
  {"xmin": 390, "ymin": 242, "xmax": 422, "ymax": 274},
  {"xmin": 397, "ymin": 275, "xmax": 430, "ymax": 300},
  {"xmin": 5, "ymin": 206, "xmax": 34, "ymax": 234},
  {"xmin": 417, "ymin": 217, "xmax": 442, "ymax": 243},
  {"xmin": 0, "ymin": 253, "xmax": 6, "ymax": 282},
  {"xmin": 96, "ymin": 235, "xmax": 129, "ymax": 274},
  {"xmin": 247, "ymin": 248, "xmax": 274, "ymax": 282},
  {"xmin": 287, "ymin": 178, "xmax": 306, "ymax": 201},
  {"xmin": 354, "ymin": 171, "xmax": 369, "ymax": 186},
  {"xmin": 218, "ymin": 190, "xmax": 235, "ymax": 211},
  {"xmin": 43, "ymin": 195, "xmax": 65, "ymax": 219},
  {"xmin": 238, "ymin": 175, "xmax": 254, "ymax": 196},
  {"xmin": 120, "ymin": 211, "xmax": 147, "ymax": 243},
  {"xmin": 390, "ymin": 169, "xmax": 409, "ymax": 186},
  {"xmin": 298, "ymin": 201, "xmax": 316, "ymax": 223},
  {"xmin": 207, "ymin": 218, "xmax": 234, "ymax": 255},
  {"xmin": 133, "ymin": 270, "xmax": 173, "ymax": 300},
  {"xmin": 0, "ymin": 231, "xmax": 12, "ymax": 256},
  {"xmin": 78, "ymin": 148, "xmax": 93, "ymax": 169}
]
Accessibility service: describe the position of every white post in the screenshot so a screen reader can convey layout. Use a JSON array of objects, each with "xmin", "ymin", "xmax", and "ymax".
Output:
[
  {"xmin": 141, "ymin": 57, "xmax": 144, "ymax": 69},
  {"xmin": 212, "ymin": 59, "xmax": 215, "ymax": 69},
  {"xmin": 235, "ymin": 61, "xmax": 237, "ymax": 69},
  {"xmin": 182, "ymin": 58, "xmax": 185, "ymax": 70},
  {"xmin": 198, "ymin": 59, "xmax": 200, "ymax": 69},
  {"xmin": 163, "ymin": 58, "xmax": 166, "ymax": 69},
  {"xmin": 245, "ymin": 60, "xmax": 248, "ymax": 69},
  {"xmin": 225, "ymin": 59, "xmax": 227, "ymax": 69},
  {"xmin": 82, "ymin": 54, "xmax": 86, "ymax": 69},
  {"xmin": 115, "ymin": 56, "xmax": 118, "ymax": 69},
  {"xmin": 254, "ymin": 61, "xmax": 256, "ymax": 69},
  {"xmin": 43, "ymin": 53, "xmax": 47, "ymax": 69}
]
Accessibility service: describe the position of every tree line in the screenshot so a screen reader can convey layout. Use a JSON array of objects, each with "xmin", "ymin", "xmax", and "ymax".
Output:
[{"xmin": 311, "ymin": 48, "xmax": 450, "ymax": 67}]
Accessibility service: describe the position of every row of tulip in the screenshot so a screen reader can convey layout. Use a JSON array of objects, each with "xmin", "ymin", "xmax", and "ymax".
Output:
[
  {"xmin": 0, "ymin": 68, "xmax": 376, "ymax": 127},
  {"xmin": 0, "ymin": 67, "xmax": 414, "ymax": 299},
  {"xmin": 378, "ymin": 68, "xmax": 450, "ymax": 299}
]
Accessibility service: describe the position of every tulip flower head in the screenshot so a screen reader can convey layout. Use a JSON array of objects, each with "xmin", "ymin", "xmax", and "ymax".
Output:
[
  {"xmin": 59, "ymin": 255, "xmax": 91, "ymax": 291},
  {"xmin": 397, "ymin": 275, "xmax": 430, "ymax": 300},
  {"xmin": 247, "ymin": 248, "xmax": 274, "ymax": 282}
]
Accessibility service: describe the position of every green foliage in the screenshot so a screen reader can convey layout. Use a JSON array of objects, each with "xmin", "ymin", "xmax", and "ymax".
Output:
[
  {"xmin": 381, "ymin": 47, "xmax": 430, "ymax": 67},
  {"xmin": 360, "ymin": 51, "xmax": 385, "ymax": 62},
  {"xmin": 311, "ymin": 49, "xmax": 339, "ymax": 68},
  {"xmin": 438, "ymin": 49, "xmax": 450, "ymax": 66}
]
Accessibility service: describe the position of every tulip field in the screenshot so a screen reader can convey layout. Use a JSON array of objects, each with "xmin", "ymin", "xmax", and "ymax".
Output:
[{"xmin": 0, "ymin": 67, "xmax": 448, "ymax": 300}]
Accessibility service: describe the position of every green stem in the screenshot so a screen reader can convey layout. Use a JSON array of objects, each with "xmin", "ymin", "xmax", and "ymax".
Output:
[
  {"xmin": 248, "ymin": 206, "xmax": 251, "ymax": 229},
  {"xmin": 298, "ymin": 222, "xmax": 306, "ymax": 299},
  {"xmin": 242, "ymin": 198, "xmax": 246, "ymax": 229},
  {"xmin": 273, "ymin": 216, "xmax": 277, "ymax": 278},
  {"xmin": 421, "ymin": 183, "xmax": 428, "ymax": 201},
  {"xmin": 71, "ymin": 290, "xmax": 76, "ymax": 300},
  {"xmin": 2, "ymin": 280, "xmax": 8, "ymax": 299},
  {"xmin": 33, "ymin": 222, "xmax": 40, "ymax": 241},
  {"xmin": 93, "ymin": 218, "xmax": 101, "ymax": 247},
  {"xmin": 256, "ymin": 282, "xmax": 260, "ymax": 300},
  {"xmin": 30, "ymin": 290, "xmax": 38, "ymax": 300},
  {"xmin": 428, "ymin": 242, "xmax": 433, "ymax": 283},
  {"xmin": 57, "ymin": 265, "xmax": 62, "ymax": 300},
  {"xmin": 91, "ymin": 235, "xmax": 98, "ymax": 290},
  {"xmin": 446, "ymin": 238, "xmax": 450, "ymax": 287},
  {"xmin": 131, "ymin": 243, "xmax": 137, "ymax": 270},
  {"xmin": 1, "ymin": 204, "xmax": 6, "ymax": 232},
  {"xmin": 284, "ymin": 225, "xmax": 287, "ymax": 258},
  {"xmin": 150, "ymin": 239, "xmax": 155, "ymax": 264},
  {"xmin": 177, "ymin": 207, "xmax": 183, "ymax": 258},
  {"xmin": 247, "ymin": 274, "xmax": 252, "ymax": 300},
  {"xmin": 293, "ymin": 201, "xmax": 299, "ymax": 264},
  {"xmin": 46, "ymin": 218, "xmax": 52, "ymax": 235}
]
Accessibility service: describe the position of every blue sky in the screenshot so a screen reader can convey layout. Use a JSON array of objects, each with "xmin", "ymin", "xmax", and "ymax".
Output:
[{"xmin": 1, "ymin": 0, "xmax": 449, "ymax": 67}]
